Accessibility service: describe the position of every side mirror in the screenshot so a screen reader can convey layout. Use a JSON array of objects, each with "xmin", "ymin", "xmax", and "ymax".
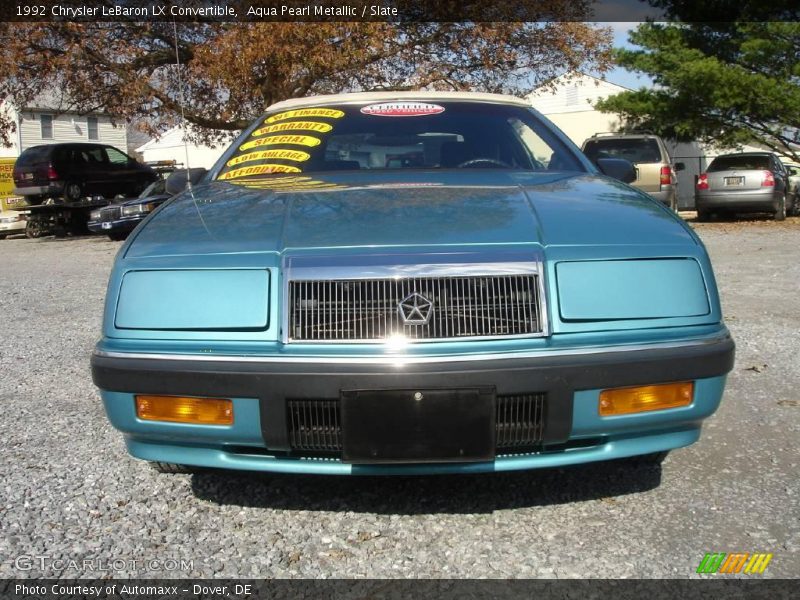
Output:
[
  {"xmin": 165, "ymin": 168, "xmax": 208, "ymax": 196},
  {"xmin": 596, "ymin": 157, "xmax": 636, "ymax": 184},
  {"xmin": 674, "ymin": 162, "xmax": 686, "ymax": 172}
]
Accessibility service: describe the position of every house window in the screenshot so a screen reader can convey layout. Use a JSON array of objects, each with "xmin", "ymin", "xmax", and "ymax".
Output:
[
  {"xmin": 87, "ymin": 116, "xmax": 98, "ymax": 140},
  {"xmin": 40, "ymin": 114, "xmax": 53, "ymax": 139}
]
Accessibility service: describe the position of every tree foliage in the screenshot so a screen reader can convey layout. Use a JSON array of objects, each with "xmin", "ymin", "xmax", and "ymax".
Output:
[
  {"xmin": 0, "ymin": 12, "xmax": 612, "ymax": 146},
  {"xmin": 595, "ymin": 21, "xmax": 800, "ymax": 161}
]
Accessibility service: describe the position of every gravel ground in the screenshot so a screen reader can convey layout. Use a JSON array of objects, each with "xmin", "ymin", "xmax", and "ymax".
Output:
[{"xmin": 0, "ymin": 215, "xmax": 798, "ymax": 580}]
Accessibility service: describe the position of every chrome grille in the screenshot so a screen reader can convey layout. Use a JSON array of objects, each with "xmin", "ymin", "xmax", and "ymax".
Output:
[
  {"xmin": 98, "ymin": 206, "xmax": 121, "ymax": 222},
  {"xmin": 288, "ymin": 275, "xmax": 542, "ymax": 342},
  {"xmin": 286, "ymin": 393, "xmax": 546, "ymax": 453}
]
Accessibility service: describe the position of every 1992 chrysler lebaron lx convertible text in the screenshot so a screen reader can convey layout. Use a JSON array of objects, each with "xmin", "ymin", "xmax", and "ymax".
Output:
[{"xmin": 91, "ymin": 92, "xmax": 734, "ymax": 475}]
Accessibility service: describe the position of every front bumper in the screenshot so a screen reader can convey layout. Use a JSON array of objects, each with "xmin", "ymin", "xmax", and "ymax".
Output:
[{"xmin": 92, "ymin": 332, "xmax": 734, "ymax": 474}]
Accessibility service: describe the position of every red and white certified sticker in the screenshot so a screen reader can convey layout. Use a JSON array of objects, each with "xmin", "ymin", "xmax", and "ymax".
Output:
[{"xmin": 360, "ymin": 102, "xmax": 445, "ymax": 117}]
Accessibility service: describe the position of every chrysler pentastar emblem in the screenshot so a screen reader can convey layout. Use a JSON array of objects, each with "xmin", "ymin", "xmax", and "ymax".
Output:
[{"xmin": 398, "ymin": 292, "xmax": 433, "ymax": 325}]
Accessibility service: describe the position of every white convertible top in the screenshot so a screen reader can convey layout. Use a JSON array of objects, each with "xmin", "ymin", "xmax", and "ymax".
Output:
[{"xmin": 267, "ymin": 91, "xmax": 531, "ymax": 112}]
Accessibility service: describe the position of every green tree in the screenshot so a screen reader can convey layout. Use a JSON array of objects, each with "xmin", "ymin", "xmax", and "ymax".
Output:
[
  {"xmin": 596, "ymin": 21, "xmax": 800, "ymax": 161},
  {"xmin": 0, "ymin": 10, "xmax": 612, "ymax": 147}
]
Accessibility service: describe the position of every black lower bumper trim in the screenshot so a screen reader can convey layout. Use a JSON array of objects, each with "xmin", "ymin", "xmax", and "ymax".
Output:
[{"xmin": 91, "ymin": 335, "xmax": 735, "ymax": 451}]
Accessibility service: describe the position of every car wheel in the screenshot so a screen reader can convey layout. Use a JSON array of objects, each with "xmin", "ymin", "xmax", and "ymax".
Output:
[
  {"xmin": 792, "ymin": 193, "xmax": 800, "ymax": 217},
  {"xmin": 774, "ymin": 194, "xmax": 787, "ymax": 221},
  {"xmin": 149, "ymin": 461, "xmax": 199, "ymax": 474},
  {"xmin": 108, "ymin": 231, "xmax": 129, "ymax": 241},
  {"xmin": 696, "ymin": 209, "xmax": 711, "ymax": 222},
  {"xmin": 25, "ymin": 220, "xmax": 44, "ymax": 238},
  {"xmin": 63, "ymin": 181, "xmax": 84, "ymax": 202},
  {"xmin": 0, "ymin": 234, "xmax": 6, "ymax": 240}
]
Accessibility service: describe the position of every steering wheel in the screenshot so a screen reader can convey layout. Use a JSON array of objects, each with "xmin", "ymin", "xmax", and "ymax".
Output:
[{"xmin": 457, "ymin": 158, "xmax": 512, "ymax": 169}]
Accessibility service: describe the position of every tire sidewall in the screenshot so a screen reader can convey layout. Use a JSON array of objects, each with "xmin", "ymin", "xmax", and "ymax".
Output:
[
  {"xmin": 775, "ymin": 194, "xmax": 787, "ymax": 221},
  {"xmin": 63, "ymin": 181, "xmax": 83, "ymax": 202}
]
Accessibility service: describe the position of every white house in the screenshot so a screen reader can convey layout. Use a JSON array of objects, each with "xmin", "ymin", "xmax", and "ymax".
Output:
[
  {"xmin": 527, "ymin": 73, "xmax": 628, "ymax": 146},
  {"xmin": 0, "ymin": 93, "xmax": 127, "ymax": 159},
  {"xmin": 136, "ymin": 126, "xmax": 232, "ymax": 170}
]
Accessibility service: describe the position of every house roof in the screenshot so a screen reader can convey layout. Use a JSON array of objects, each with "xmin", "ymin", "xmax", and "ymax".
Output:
[
  {"xmin": 20, "ymin": 89, "xmax": 110, "ymax": 116},
  {"xmin": 530, "ymin": 71, "xmax": 633, "ymax": 94}
]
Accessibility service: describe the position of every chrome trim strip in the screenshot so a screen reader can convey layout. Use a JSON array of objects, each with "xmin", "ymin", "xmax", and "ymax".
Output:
[{"xmin": 94, "ymin": 333, "xmax": 731, "ymax": 366}]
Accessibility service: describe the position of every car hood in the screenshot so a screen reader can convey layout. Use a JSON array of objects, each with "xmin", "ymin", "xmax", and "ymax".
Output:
[{"xmin": 125, "ymin": 171, "xmax": 696, "ymax": 258}]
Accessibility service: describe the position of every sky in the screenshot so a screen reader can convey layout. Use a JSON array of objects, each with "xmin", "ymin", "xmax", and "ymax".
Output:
[{"xmin": 598, "ymin": 22, "xmax": 654, "ymax": 90}]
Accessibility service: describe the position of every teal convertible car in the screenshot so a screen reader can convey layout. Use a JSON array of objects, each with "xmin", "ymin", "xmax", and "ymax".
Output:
[{"xmin": 91, "ymin": 92, "xmax": 734, "ymax": 475}]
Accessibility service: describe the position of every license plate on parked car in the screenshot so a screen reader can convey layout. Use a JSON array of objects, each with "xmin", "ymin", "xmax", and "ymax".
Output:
[
  {"xmin": 724, "ymin": 176, "xmax": 744, "ymax": 186},
  {"xmin": 341, "ymin": 388, "xmax": 496, "ymax": 463},
  {"xmin": 101, "ymin": 222, "xmax": 112, "ymax": 229}
]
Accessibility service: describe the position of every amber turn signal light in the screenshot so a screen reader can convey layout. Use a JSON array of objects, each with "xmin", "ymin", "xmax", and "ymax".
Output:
[
  {"xmin": 135, "ymin": 395, "xmax": 234, "ymax": 425},
  {"xmin": 599, "ymin": 382, "xmax": 694, "ymax": 416}
]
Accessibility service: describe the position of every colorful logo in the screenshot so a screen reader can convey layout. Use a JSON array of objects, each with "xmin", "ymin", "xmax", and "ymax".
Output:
[
  {"xmin": 696, "ymin": 552, "xmax": 773, "ymax": 574},
  {"xmin": 360, "ymin": 102, "xmax": 445, "ymax": 117}
]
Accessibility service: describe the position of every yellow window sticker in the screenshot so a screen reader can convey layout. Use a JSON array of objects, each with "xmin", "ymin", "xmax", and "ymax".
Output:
[
  {"xmin": 252, "ymin": 121, "xmax": 333, "ymax": 136},
  {"xmin": 219, "ymin": 164, "xmax": 302, "ymax": 179},
  {"xmin": 266, "ymin": 108, "xmax": 344, "ymax": 123},
  {"xmin": 239, "ymin": 135, "xmax": 321, "ymax": 151},
  {"xmin": 226, "ymin": 149, "xmax": 311, "ymax": 167}
]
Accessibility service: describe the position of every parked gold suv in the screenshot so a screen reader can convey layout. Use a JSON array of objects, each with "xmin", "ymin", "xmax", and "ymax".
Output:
[{"xmin": 582, "ymin": 133, "xmax": 684, "ymax": 211}]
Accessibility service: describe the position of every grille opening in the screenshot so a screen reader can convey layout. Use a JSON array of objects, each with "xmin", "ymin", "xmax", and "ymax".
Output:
[
  {"xmin": 287, "ymin": 399, "xmax": 342, "ymax": 452},
  {"xmin": 495, "ymin": 393, "xmax": 546, "ymax": 448},
  {"xmin": 97, "ymin": 206, "xmax": 122, "ymax": 222},
  {"xmin": 286, "ymin": 394, "xmax": 546, "ymax": 455},
  {"xmin": 288, "ymin": 275, "xmax": 543, "ymax": 342}
]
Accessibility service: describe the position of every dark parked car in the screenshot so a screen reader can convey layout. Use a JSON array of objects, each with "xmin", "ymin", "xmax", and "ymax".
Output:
[
  {"xmin": 696, "ymin": 152, "xmax": 792, "ymax": 221},
  {"xmin": 88, "ymin": 178, "xmax": 171, "ymax": 241},
  {"xmin": 12, "ymin": 143, "xmax": 157, "ymax": 204}
]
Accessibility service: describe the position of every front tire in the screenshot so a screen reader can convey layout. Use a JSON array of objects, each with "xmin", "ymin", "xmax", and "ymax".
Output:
[
  {"xmin": 149, "ymin": 461, "xmax": 198, "ymax": 474},
  {"xmin": 108, "ymin": 231, "xmax": 129, "ymax": 241}
]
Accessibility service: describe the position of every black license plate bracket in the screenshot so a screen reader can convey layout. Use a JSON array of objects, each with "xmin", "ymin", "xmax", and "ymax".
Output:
[{"xmin": 340, "ymin": 387, "xmax": 496, "ymax": 464}]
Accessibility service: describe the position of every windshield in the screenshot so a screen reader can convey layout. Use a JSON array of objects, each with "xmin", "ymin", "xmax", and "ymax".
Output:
[
  {"xmin": 215, "ymin": 101, "xmax": 585, "ymax": 182},
  {"xmin": 139, "ymin": 178, "xmax": 167, "ymax": 198}
]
